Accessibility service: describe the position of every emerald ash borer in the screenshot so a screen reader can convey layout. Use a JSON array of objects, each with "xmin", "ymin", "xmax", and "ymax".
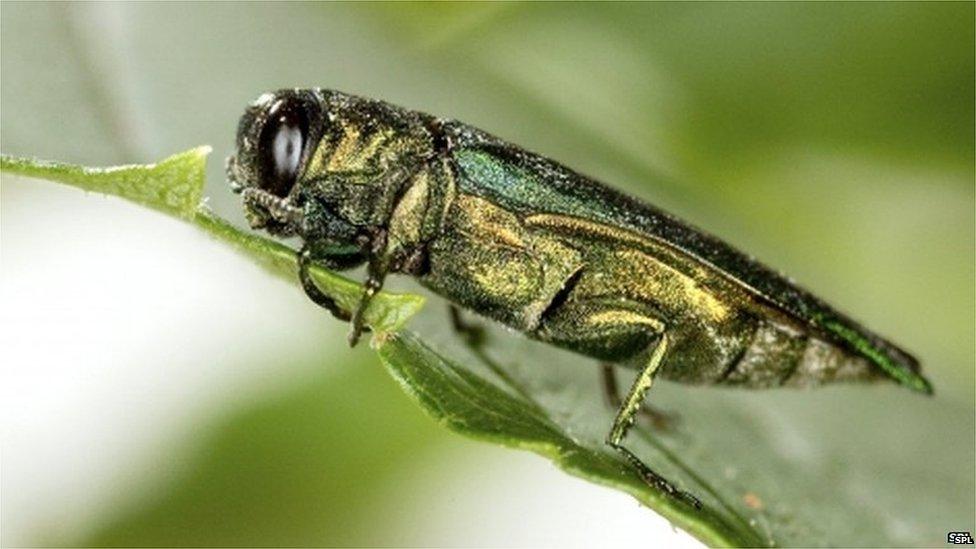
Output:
[{"xmin": 226, "ymin": 89, "xmax": 932, "ymax": 508}]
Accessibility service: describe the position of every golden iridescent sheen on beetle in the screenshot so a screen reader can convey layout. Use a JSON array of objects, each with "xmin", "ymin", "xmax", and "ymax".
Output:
[{"xmin": 227, "ymin": 89, "xmax": 931, "ymax": 508}]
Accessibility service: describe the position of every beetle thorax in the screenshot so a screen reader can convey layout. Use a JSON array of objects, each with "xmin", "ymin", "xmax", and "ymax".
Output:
[{"xmin": 301, "ymin": 116, "xmax": 431, "ymax": 229}]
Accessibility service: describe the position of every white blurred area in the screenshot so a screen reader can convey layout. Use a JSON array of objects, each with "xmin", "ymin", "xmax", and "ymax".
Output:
[{"xmin": 0, "ymin": 176, "xmax": 700, "ymax": 547}]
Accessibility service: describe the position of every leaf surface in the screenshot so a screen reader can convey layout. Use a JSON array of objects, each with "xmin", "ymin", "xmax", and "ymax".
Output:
[{"xmin": 3, "ymin": 75, "xmax": 972, "ymax": 544}]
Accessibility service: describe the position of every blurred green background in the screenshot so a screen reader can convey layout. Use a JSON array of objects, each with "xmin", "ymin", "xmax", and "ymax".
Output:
[{"xmin": 1, "ymin": 2, "xmax": 972, "ymax": 547}]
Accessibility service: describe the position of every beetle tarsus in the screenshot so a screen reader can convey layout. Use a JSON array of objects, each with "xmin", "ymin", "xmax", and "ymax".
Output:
[{"xmin": 609, "ymin": 439, "xmax": 703, "ymax": 510}]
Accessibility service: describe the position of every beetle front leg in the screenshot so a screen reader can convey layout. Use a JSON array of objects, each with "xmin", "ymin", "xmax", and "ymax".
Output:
[{"xmin": 298, "ymin": 245, "xmax": 353, "ymax": 322}]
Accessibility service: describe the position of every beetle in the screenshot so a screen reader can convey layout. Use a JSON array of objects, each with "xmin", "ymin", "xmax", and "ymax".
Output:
[{"xmin": 226, "ymin": 88, "xmax": 932, "ymax": 508}]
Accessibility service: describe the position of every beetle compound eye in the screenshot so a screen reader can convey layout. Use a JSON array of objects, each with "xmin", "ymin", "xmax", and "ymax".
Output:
[
  {"xmin": 273, "ymin": 120, "xmax": 302, "ymax": 179},
  {"xmin": 258, "ymin": 103, "xmax": 308, "ymax": 198}
]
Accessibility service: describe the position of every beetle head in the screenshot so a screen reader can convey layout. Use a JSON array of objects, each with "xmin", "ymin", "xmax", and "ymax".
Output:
[{"xmin": 227, "ymin": 89, "xmax": 433, "ymax": 243}]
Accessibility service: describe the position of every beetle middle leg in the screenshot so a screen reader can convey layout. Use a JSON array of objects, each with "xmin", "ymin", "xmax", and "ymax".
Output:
[
  {"xmin": 449, "ymin": 304, "xmax": 486, "ymax": 347},
  {"xmin": 447, "ymin": 304, "xmax": 541, "ymax": 403},
  {"xmin": 348, "ymin": 229, "xmax": 390, "ymax": 347}
]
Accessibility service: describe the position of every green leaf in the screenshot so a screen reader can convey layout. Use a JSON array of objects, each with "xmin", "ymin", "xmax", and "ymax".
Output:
[
  {"xmin": 0, "ymin": 148, "xmax": 207, "ymax": 219},
  {"xmin": 0, "ymin": 147, "xmax": 765, "ymax": 545},
  {"xmin": 3, "ymin": 4, "xmax": 972, "ymax": 547},
  {"xmin": 1, "ymin": 149, "xmax": 765, "ymax": 546},
  {"xmin": 4, "ymin": 148, "xmax": 973, "ymax": 547},
  {"xmin": 382, "ymin": 309, "xmax": 971, "ymax": 548},
  {"xmin": 375, "ymin": 331, "xmax": 765, "ymax": 547},
  {"xmin": 0, "ymin": 150, "xmax": 424, "ymax": 334}
]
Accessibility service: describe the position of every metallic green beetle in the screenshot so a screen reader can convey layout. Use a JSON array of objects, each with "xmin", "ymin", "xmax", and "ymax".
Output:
[{"xmin": 227, "ymin": 88, "xmax": 931, "ymax": 508}]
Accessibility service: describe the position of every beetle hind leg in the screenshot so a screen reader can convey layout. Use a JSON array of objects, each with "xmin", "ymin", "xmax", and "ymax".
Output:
[
  {"xmin": 606, "ymin": 334, "xmax": 701, "ymax": 509},
  {"xmin": 535, "ymin": 299, "xmax": 700, "ymax": 508},
  {"xmin": 601, "ymin": 363, "xmax": 678, "ymax": 431}
]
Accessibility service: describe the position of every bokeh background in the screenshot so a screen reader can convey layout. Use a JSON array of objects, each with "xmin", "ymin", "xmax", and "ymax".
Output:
[{"xmin": 2, "ymin": 2, "xmax": 973, "ymax": 547}]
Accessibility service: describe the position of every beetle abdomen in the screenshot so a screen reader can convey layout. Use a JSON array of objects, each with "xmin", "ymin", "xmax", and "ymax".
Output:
[
  {"xmin": 446, "ymin": 121, "xmax": 930, "ymax": 393},
  {"xmin": 715, "ymin": 320, "xmax": 883, "ymax": 388}
]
